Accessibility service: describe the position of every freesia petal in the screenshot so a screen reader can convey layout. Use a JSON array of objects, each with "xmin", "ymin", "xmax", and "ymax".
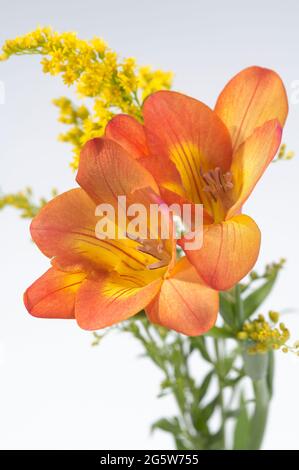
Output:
[
  {"xmin": 31, "ymin": 188, "xmax": 98, "ymax": 265},
  {"xmin": 158, "ymin": 187, "xmax": 214, "ymax": 225},
  {"xmin": 75, "ymin": 271, "xmax": 162, "ymax": 330},
  {"xmin": 143, "ymin": 90, "xmax": 232, "ymax": 203},
  {"xmin": 227, "ymin": 120, "xmax": 282, "ymax": 218},
  {"xmin": 215, "ymin": 66, "xmax": 288, "ymax": 150},
  {"xmin": 78, "ymin": 137, "xmax": 102, "ymax": 160},
  {"xmin": 105, "ymin": 114, "xmax": 149, "ymax": 158},
  {"xmin": 77, "ymin": 137, "xmax": 176, "ymax": 245},
  {"xmin": 77, "ymin": 137, "xmax": 159, "ymax": 207},
  {"xmin": 30, "ymin": 188, "xmax": 151, "ymax": 272},
  {"xmin": 139, "ymin": 154, "xmax": 186, "ymax": 198},
  {"xmin": 146, "ymin": 257, "xmax": 219, "ymax": 336},
  {"xmin": 24, "ymin": 267, "xmax": 86, "ymax": 318},
  {"xmin": 180, "ymin": 215, "xmax": 261, "ymax": 291},
  {"xmin": 106, "ymin": 115, "xmax": 186, "ymax": 197}
]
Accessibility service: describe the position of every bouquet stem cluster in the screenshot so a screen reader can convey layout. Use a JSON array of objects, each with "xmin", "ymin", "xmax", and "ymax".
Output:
[{"xmin": 1, "ymin": 28, "xmax": 297, "ymax": 450}]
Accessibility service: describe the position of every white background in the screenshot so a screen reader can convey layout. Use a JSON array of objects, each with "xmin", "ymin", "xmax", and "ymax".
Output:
[{"xmin": 0, "ymin": 0, "xmax": 298, "ymax": 450}]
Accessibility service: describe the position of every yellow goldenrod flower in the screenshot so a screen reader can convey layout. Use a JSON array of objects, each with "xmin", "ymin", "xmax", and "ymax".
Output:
[
  {"xmin": 269, "ymin": 310, "xmax": 280, "ymax": 323},
  {"xmin": 237, "ymin": 311, "xmax": 298, "ymax": 355},
  {"xmin": 0, "ymin": 187, "xmax": 57, "ymax": 218},
  {"xmin": 237, "ymin": 331, "xmax": 248, "ymax": 341},
  {"xmin": 0, "ymin": 27, "xmax": 173, "ymax": 169},
  {"xmin": 274, "ymin": 143, "xmax": 295, "ymax": 162}
]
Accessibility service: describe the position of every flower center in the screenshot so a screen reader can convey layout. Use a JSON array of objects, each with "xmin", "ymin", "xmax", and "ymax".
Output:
[
  {"xmin": 127, "ymin": 233, "xmax": 171, "ymax": 270},
  {"xmin": 200, "ymin": 167, "xmax": 233, "ymax": 201},
  {"xmin": 199, "ymin": 167, "xmax": 234, "ymax": 222}
]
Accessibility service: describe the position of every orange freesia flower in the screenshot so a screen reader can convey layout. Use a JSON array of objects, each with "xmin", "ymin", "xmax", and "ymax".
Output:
[
  {"xmin": 105, "ymin": 66, "xmax": 288, "ymax": 290},
  {"xmin": 24, "ymin": 138, "xmax": 218, "ymax": 336}
]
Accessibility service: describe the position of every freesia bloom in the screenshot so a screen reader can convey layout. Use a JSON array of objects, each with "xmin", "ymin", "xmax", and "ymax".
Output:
[
  {"xmin": 106, "ymin": 66, "xmax": 288, "ymax": 290},
  {"xmin": 24, "ymin": 139, "xmax": 218, "ymax": 335}
]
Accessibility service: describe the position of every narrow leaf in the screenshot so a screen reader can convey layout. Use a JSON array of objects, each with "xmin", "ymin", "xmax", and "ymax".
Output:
[
  {"xmin": 174, "ymin": 436, "xmax": 189, "ymax": 450},
  {"xmin": 196, "ymin": 370, "xmax": 214, "ymax": 403},
  {"xmin": 233, "ymin": 394, "xmax": 251, "ymax": 450},
  {"xmin": 191, "ymin": 408, "xmax": 210, "ymax": 436},
  {"xmin": 222, "ymin": 353, "xmax": 237, "ymax": 376},
  {"xmin": 219, "ymin": 292, "xmax": 236, "ymax": 328},
  {"xmin": 202, "ymin": 394, "xmax": 220, "ymax": 421},
  {"xmin": 151, "ymin": 417, "xmax": 181, "ymax": 435},
  {"xmin": 205, "ymin": 326, "xmax": 234, "ymax": 339},
  {"xmin": 243, "ymin": 274, "xmax": 278, "ymax": 320},
  {"xmin": 190, "ymin": 336, "xmax": 213, "ymax": 363}
]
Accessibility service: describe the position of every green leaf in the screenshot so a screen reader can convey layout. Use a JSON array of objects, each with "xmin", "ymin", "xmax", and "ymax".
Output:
[
  {"xmin": 134, "ymin": 309, "xmax": 147, "ymax": 320},
  {"xmin": 91, "ymin": 332, "xmax": 106, "ymax": 346},
  {"xmin": 207, "ymin": 429, "xmax": 224, "ymax": 450},
  {"xmin": 223, "ymin": 375, "xmax": 244, "ymax": 388},
  {"xmin": 205, "ymin": 326, "xmax": 234, "ymax": 339},
  {"xmin": 243, "ymin": 274, "xmax": 278, "ymax": 320},
  {"xmin": 202, "ymin": 395, "xmax": 219, "ymax": 421},
  {"xmin": 151, "ymin": 417, "xmax": 181, "ymax": 435},
  {"xmin": 191, "ymin": 387, "xmax": 218, "ymax": 437},
  {"xmin": 219, "ymin": 292, "xmax": 236, "ymax": 328},
  {"xmin": 160, "ymin": 378, "xmax": 172, "ymax": 390},
  {"xmin": 225, "ymin": 409, "xmax": 240, "ymax": 419},
  {"xmin": 190, "ymin": 336, "xmax": 213, "ymax": 363},
  {"xmin": 173, "ymin": 377, "xmax": 186, "ymax": 412},
  {"xmin": 222, "ymin": 353, "xmax": 237, "ymax": 376},
  {"xmin": 191, "ymin": 408, "xmax": 210, "ymax": 436},
  {"xmin": 196, "ymin": 370, "xmax": 214, "ymax": 403},
  {"xmin": 174, "ymin": 436, "xmax": 189, "ymax": 450},
  {"xmin": 191, "ymin": 393, "xmax": 219, "ymax": 433},
  {"xmin": 143, "ymin": 342, "xmax": 166, "ymax": 369},
  {"xmin": 233, "ymin": 394, "xmax": 251, "ymax": 450}
]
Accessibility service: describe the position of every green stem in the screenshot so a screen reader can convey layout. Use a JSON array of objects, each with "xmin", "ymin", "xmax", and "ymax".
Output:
[
  {"xmin": 133, "ymin": 90, "xmax": 142, "ymax": 108},
  {"xmin": 235, "ymin": 284, "xmax": 270, "ymax": 450},
  {"xmin": 235, "ymin": 283, "xmax": 244, "ymax": 327},
  {"xmin": 214, "ymin": 339, "xmax": 226, "ymax": 449},
  {"xmin": 249, "ymin": 378, "xmax": 270, "ymax": 450}
]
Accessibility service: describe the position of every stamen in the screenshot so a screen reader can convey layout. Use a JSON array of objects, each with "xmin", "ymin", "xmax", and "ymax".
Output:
[
  {"xmin": 200, "ymin": 167, "xmax": 233, "ymax": 200},
  {"xmin": 126, "ymin": 233, "xmax": 171, "ymax": 270}
]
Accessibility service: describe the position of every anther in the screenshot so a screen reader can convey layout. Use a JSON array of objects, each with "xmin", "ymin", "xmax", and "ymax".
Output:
[
  {"xmin": 126, "ymin": 233, "xmax": 170, "ymax": 270},
  {"xmin": 200, "ymin": 167, "xmax": 233, "ymax": 200}
]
